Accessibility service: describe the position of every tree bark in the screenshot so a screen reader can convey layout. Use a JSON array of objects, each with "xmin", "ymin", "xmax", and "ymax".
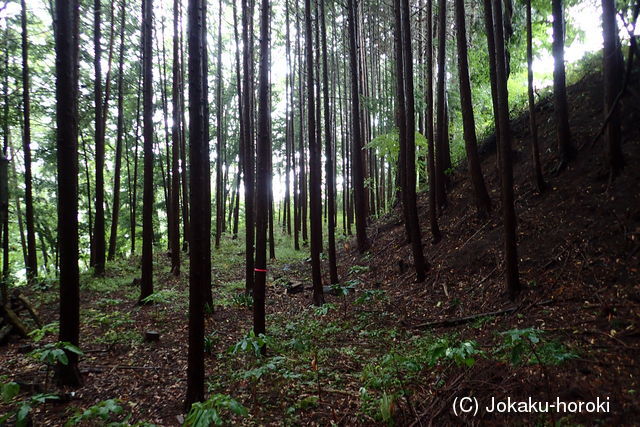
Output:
[
  {"xmin": 601, "ymin": 0, "xmax": 624, "ymax": 177},
  {"xmin": 54, "ymin": 0, "xmax": 82, "ymax": 387},
  {"xmin": 108, "ymin": 0, "xmax": 127, "ymax": 261},
  {"xmin": 215, "ymin": 0, "xmax": 224, "ymax": 249},
  {"xmin": 552, "ymin": 0, "xmax": 575, "ymax": 171},
  {"xmin": 1, "ymin": 30, "xmax": 9, "ymax": 304},
  {"xmin": 20, "ymin": 0, "xmax": 38, "ymax": 283},
  {"xmin": 139, "ymin": 0, "xmax": 154, "ymax": 303},
  {"xmin": 254, "ymin": 0, "xmax": 271, "ymax": 345},
  {"xmin": 434, "ymin": 0, "xmax": 448, "ymax": 211},
  {"xmin": 454, "ymin": 0, "xmax": 491, "ymax": 218},
  {"xmin": 482, "ymin": 0, "xmax": 501, "ymax": 171},
  {"xmin": 525, "ymin": 0, "xmax": 546, "ymax": 192},
  {"xmin": 306, "ymin": 0, "xmax": 325, "ymax": 306},
  {"xmin": 320, "ymin": 0, "xmax": 338, "ymax": 285},
  {"xmin": 346, "ymin": 0, "xmax": 369, "ymax": 253},
  {"xmin": 242, "ymin": 0, "xmax": 255, "ymax": 294},
  {"xmin": 491, "ymin": 0, "xmax": 520, "ymax": 300},
  {"xmin": 93, "ymin": 0, "xmax": 106, "ymax": 276},
  {"xmin": 169, "ymin": 0, "xmax": 182, "ymax": 274},
  {"xmin": 394, "ymin": 0, "xmax": 428, "ymax": 282},
  {"xmin": 425, "ymin": 0, "xmax": 441, "ymax": 243},
  {"xmin": 185, "ymin": 0, "xmax": 205, "ymax": 408}
]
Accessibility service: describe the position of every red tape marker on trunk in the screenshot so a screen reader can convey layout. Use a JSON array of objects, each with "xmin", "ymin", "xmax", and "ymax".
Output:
[{"xmin": 254, "ymin": 268, "xmax": 267, "ymax": 273}]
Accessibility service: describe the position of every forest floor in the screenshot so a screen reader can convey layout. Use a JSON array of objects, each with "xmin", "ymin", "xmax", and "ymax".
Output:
[{"xmin": 1, "ymin": 67, "xmax": 640, "ymax": 425}]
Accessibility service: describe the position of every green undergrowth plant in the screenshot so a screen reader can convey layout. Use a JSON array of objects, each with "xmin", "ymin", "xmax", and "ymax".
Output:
[
  {"xmin": 1, "ymin": 378, "xmax": 58, "ymax": 427},
  {"xmin": 28, "ymin": 322, "xmax": 59, "ymax": 342},
  {"xmin": 361, "ymin": 335, "xmax": 481, "ymax": 392},
  {"xmin": 348, "ymin": 265, "xmax": 370, "ymax": 275},
  {"xmin": 230, "ymin": 293, "xmax": 253, "ymax": 308},
  {"xmin": 229, "ymin": 330, "xmax": 274, "ymax": 357},
  {"xmin": 495, "ymin": 327, "xmax": 578, "ymax": 366},
  {"xmin": 355, "ymin": 289, "xmax": 387, "ymax": 305},
  {"xmin": 313, "ymin": 302, "xmax": 337, "ymax": 316},
  {"xmin": 65, "ymin": 399, "xmax": 124, "ymax": 426},
  {"xmin": 28, "ymin": 341, "xmax": 83, "ymax": 368},
  {"xmin": 184, "ymin": 393, "xmax": 248, "ymax": 427},
  {"xmin": 204, "ymin": 332, "xmax": 218, "ymax": 354},
  {"xmin": 139, "ymin": 289, "xmax": 180, "ymax": 305},
  {"xmin": 28, "ymin": 341, "xmax": 83, "ymax": 389},
  {"xmin": 358, "ymin": 335, "xmax": 481, "ymax": 421},
  {"xmin": 65, "ymin": 398, "xmax": 156, "ymax": 426}
]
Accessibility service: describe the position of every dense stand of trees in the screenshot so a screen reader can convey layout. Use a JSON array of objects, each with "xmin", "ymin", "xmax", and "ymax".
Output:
[{"xmin": 0, "ymin": 0, "xmax": 634, "ymax": 411}]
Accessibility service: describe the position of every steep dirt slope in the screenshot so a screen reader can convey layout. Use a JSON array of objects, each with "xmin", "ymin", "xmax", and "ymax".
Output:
[{"xmin": 335, "ymin": 65, "xmax": 640, "ymax": 424}]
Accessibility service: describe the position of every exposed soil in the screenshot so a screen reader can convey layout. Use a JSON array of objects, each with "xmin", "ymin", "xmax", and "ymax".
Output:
[{"xmin": 1, "ymin": 65, "xmax": 639, "ymax": 426}]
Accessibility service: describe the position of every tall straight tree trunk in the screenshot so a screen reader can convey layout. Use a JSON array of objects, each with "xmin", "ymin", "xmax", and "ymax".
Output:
[
  {"xmin": 9, "ymin": 143, "xmax": 27, "ymax": 267},
  {"xmin": 108, "ymin": 0, "xmax": 127, "ymax": 261},
  {"xmin": 284, "ymin": 0, "xmax": 293, "ymax": 236},
  {"xmin": 156, "ymin": 23, "xmax": 173, "ymax": 250},
  {"xmin": 231, "ymin": 0, "xmax": 242, "ymax": 241},
  {"xmin": 552, "ymin": 0, "xmax": 575, "ymax": 171},
  {"xmin": 54, "ymin": 0, "xmax": 82, "ymax": 387},
  {"xmin": 179, "ymin": 0, "xmax": 191, "ymax": 252},
  {"xmin": 394, "ymin": 3, "xmax": 411, "ymax": 243},
  {"xmin": 200, "ymin": 0, "xmax": 213, "ymax": 307},
  {"xmin": 295, "ymin": 5, "xmax": 304, "ymax": 250},
  {"xmin": 482, "ymin": 0, "xmax": 501, "ymax": 170},
  {"xmin": 268, "ymin": 182, "xmax": 276, "ymax": 259},
  {"xmin": 254, "ymin": 0, "xmax": 270, "ymax": 346},
  {"xmin": 79, "ymin": 130, "xmax": 94, "ymax": 263},
  {"xmin": 313, "ymin": 0, "xmax": 323, "ymax": 254},
  {"xmin": 214, "ymin": 0, "xmax": 224, "ymax": 249},
  {"xmin": 454, "ymin": 0, "xmax": 491, "ymax": 218},
  {"xmin": 306, "ymin": 0, "xmax": 325, "ymax": 306},
  {"xmin": 434, "ymin": 0, "xmax": 448, "ymax": 211},
  {"xmin": 319, "ymin": 0, "xmax": 338, "ymax": 285},
  {"xmin": 169, "ymin": 0, "xmax": 182, "ymax": 274},
  {"xmin": 20, "ymin": 0, "xmax": 38, "ymax": 283},
  {"xmin": 601, "ymin": 0, "xmax": 624, "ymax": 177},
  {"xmin": 129, "ymin": 66, "xmax": 142, "ymax": 256},
  {"xmin": 241, "ymin": 0, "xmax": 255, "ymax": 294},
  {"xmin": 394, "ymin": 0, "xmax": 428, "ymax": 282},
  {"xmin": 139, "ymin": 0, "xmax": 154, "ymax": 303},
  {"xmin": 2, "ymin": 32, "xmax": 9, "ymax": 304},
  {"xmin": 525, "ymin": 0, "xmax": 545, "ymax": 192},
  {"xmin": 93, "ymin": 0, "xmax": 106, "ymax": 276},
  {"xmin": 346, "ymin": 0, "xmax": 369, "ymax": 253},
  {"xmin": 425, "ymin": 0, "xmax": 440, "ymax": 243},
  {"xmin": 185, "ymin": 0, "xmax": 205, "ymax": 408},
  {"xmin": 491, "ymin": 0, "xmax": 520, "ymax": 300}
]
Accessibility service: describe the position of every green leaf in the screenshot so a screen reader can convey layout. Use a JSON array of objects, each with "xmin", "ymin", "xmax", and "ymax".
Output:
[
  {"xmin": 1, "ymin": 382, "xmax": 20, "ymax": 403},
  {"xmin": 57, "ymin": 350, "xmax": 69, "ymax": 366},
  {"xmin": 16, "ymin": 403, "xmax": 31, "ymax": 425},
  {"xmin": 62, "ymin": 342, "xmax": 83, "ymax": 355}
]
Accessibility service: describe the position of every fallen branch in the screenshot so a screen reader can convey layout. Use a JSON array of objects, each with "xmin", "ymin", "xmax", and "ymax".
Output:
[
  {"xmin": 16, "ymin": 294, "xmax": 42, "ymax": 328},
  {"xmin": 411, "ymin": 306, "xmax": 518, "ymax": 329},
  {"xmin": 1, "ymin": 305, "xmax": 29, "ymax": 337},
  {"xmin": 82, "ymin": 364, "xmax": 166, "ymax": 372}
]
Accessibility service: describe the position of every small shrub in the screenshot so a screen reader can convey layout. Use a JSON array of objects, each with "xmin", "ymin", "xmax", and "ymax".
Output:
[
  {"xmin": 355, "ymin": 289, "xmax": 387, "ymax": 305},
  {"xmin": 65, "ymin": 399, "xmax": 123, "ymax": 426},
  {"xmin": 28, "ymin": 341, "xmax": 83, "ymax": 367},
  {"xmin": 229, "ymin": 330, "xmax": 273, "ymax": 357},
  {"xmin": 348, "ymin": 265, "xmax": 370, "ymax": 275},
  {"xmin": 28, "ymin": 322, "xmax": 59, "ymax": 343},
  {"xmin": 495, "ymin": 327, "xmax": 577, "ymax": 366},
  {"xmin": 1, "ymin": 380, "xmax": 58, "ymax": 427},
  {"xmin": 184, "ymin": 394, "xmax": 248, "ymax": 427},
  {"xmin": 231, "ymin": 293, "xmax": 253, "ymax": 308}
]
